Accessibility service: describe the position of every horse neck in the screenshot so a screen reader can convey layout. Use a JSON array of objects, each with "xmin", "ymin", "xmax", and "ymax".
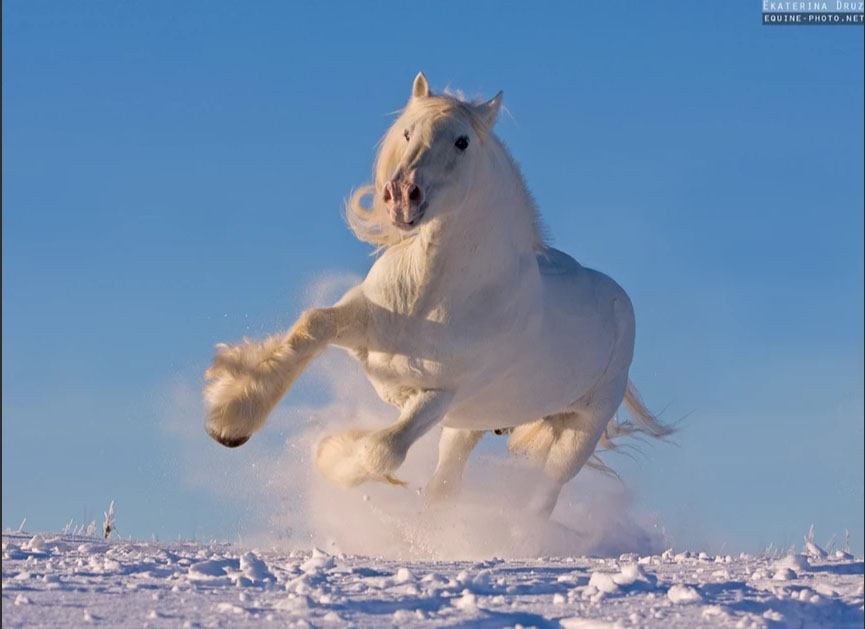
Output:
[{"xmin": 414, "ymin": 146, "xmax": 538, "ymax": 293}]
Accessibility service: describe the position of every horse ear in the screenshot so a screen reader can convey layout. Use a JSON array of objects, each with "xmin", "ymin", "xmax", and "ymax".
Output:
[
  {"xmin": 411, "ymin": 72, "xmax": 430, "ymax": 99},
  {"xmin": 478, "ymin": 91, "xmax": 504, "ymax": 126}
]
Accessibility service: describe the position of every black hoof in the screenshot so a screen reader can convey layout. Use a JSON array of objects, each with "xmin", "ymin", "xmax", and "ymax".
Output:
[{"xmin": 206, "ymin": 426, "xmax": 250, "ymax": 448}]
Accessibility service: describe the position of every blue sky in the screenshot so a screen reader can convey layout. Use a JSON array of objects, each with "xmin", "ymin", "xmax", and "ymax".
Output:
[{"xmin": 3, "ymin": 2, "xmax": 863, "ymax": 554}]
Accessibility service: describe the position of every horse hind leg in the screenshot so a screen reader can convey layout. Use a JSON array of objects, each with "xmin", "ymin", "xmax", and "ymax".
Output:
[
  {"xmin": 508, "ymin": 376, "xmax": 629, "ymax": 517},
  {"xmin": 507, "ymin": 412, "xmax": 601, "ymax": 517},
  {"xmin": 424, "ymin": 427, "xmax": 485, "ymax": 501}
]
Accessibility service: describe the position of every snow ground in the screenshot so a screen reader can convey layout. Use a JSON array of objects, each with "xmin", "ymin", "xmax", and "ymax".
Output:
[{"xmin": 2, "ymin": 531, "xmax": 862, "ymax": 628}]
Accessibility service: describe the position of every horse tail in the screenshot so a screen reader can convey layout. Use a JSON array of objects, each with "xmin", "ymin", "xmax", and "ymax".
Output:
[
  {"xmin": 620, "ymin": 380, "xmax": 673, "ymax": 439},
  {"xmin": 589, "ymin": 380, "xmax": 672, "ymax": 473}
]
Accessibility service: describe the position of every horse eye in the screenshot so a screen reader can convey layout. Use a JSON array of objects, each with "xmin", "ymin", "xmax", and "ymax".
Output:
[
  {"xmin": 403, "ymin": 129, "xmax": 410, "ymax": 142},
  {"xmin": 455, "ymin": 136, "xmax": 469, "ymax": 151}
]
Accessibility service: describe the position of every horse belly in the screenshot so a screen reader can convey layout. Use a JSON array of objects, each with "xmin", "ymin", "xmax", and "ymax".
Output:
[
  {"xmin": 442, "ymin": 367, "xmax": 579, "ymax": 430},
  {"xmin": 442, "ymin": 268, "xmax": 628, "ymax": 430},
  {"xmin": 441, "ymin": 341, "xmax": 604, "ymax": 430}
]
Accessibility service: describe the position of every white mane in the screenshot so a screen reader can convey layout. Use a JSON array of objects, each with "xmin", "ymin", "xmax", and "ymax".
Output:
[{"xmin": 345, "ymin": 91, "xmax": 546, "ymax": 251}]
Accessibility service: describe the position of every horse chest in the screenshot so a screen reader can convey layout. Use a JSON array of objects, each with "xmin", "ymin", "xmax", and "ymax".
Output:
[
  {"xmin": 358, "ymin": 280, "xmax": 538, "ymax": 395},
  {"xmin": 356, "ymin": 241, "xmax": 549, "ymax": 401},
  {"xmin": 361, "ymin": 301, "xmax": 512, "ymax": 384}
]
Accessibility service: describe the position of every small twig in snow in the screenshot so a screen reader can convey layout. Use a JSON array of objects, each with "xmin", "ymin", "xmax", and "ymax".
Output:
[{"xmin": 102, "ymin": 501, "xmax": 116, "ymax": 540}]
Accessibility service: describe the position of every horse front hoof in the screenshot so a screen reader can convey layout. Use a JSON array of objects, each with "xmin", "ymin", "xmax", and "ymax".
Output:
[
  {"xmin": 384, "ymin": 474, "xmax": 408, "ymax": 487},
  {"xmin": 206, "ymin": 424, "xmax": 251, "ymax": 448},
  {"xmin": 315, "ymin": 428, "xmax": 408, "ymax": 488},
  {"xmin": 315, "ymin": 429, "xmax": 372, "ymax": 488}
]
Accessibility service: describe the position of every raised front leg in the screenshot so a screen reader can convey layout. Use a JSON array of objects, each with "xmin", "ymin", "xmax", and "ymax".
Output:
[
  {"xmin": 316, "ymin": 389, "xmax": 454, "ymax": 487},
  {"xmin": 203, "ymin": 288, "xmax": 367, "ymax": 447},
  {"xmin": 424, "ymin": 427, "xmax": 484, "ymax": 501}
]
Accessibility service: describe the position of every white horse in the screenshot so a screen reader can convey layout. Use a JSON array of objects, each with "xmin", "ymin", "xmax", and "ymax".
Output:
[{"xmin": 203, "ymin": 73, "xmax": 670, "ymax": 515}]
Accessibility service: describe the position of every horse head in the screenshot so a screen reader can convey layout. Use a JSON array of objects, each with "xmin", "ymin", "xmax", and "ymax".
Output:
[{"xmin": 347, "ymin": 73, "xmax": 505, "ymax": 244}]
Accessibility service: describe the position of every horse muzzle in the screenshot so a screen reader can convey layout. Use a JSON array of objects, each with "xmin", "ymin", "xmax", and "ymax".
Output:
[
  {"xmin": 384, "ymin": 179, "xmax": 426, "ymax": 230},
  {"xmin": 389, "ymin": 205, "xmax": 426, "ymax": 231}
]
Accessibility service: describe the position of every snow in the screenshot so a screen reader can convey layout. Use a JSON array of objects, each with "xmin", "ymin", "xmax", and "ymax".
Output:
[
  {"xmin": 2, "ymin": 531, "xmax": 862, "ymax": 628},
  {"xmin": 666, "ymin": 584, "xmax": 702, "ymax": 604},
  {"xmin": 773, "ymin": 554, "xmax": 811, "ymax": 573}
]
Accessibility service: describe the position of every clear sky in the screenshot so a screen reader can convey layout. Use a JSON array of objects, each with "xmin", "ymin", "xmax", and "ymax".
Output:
[{"xmin": 3, "ymin": 2, "xmax": 863, "ymax": 554}]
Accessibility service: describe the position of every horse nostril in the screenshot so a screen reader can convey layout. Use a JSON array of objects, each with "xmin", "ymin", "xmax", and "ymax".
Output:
[
  {"xmin": 408, "ymin": 185, "xmax": 421, "ymax": 203},
  {"xmin": 383, "ymin": 186, "xmax": 392, "ymax": 203}
]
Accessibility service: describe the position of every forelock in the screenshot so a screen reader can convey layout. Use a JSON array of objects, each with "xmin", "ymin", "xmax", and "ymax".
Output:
[{"xmin": 403, "ymin": 94, "xmax": 492, "ymax": 137}]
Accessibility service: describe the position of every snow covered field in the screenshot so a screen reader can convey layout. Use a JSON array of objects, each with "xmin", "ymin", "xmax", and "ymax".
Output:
[
  {"xmin": 2, "ymin": 530, "xmax": 862, "ymax": 628},
  {"xmin": 6, "ymin": 327, "xmax": 862, "ymax": 628},
  {"xmin": 7, "ymin": 345, "xmax": 855, "ymax": 628}
]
